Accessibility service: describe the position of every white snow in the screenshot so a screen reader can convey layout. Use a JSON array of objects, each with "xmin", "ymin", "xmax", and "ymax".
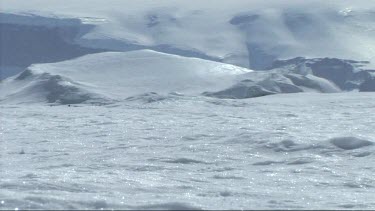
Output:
[
  {"xmin": 203, "ymin": 69, "xmax": 341, "ymax": 99},
  {"xmin": 1, "ymin": 92, "xmax": 375, "ymax": 209},
  {"xmin": 3, "ymin": 50, "xmax": 361, "ymax": 104},
  {"xmin": 0, "ymin": 50, "xmax": 250, "ymax": 104},
  {"xmin": 1, "ymin": 0, "xmax": 375, "ymax": 210}
]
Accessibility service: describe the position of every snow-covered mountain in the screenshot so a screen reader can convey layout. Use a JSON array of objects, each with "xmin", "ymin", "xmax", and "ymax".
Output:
[
  {"xmin": 2, "ymin": 51, "xmax": 375, "ymax": 104},
  {"xmin": 0, "ymin": 50, "xmax": 250, "ymax": 104},
  {"xmin": 1, "ymin": 0, "xmax": 375, "ymax": 71},
  {"xmin": 1, "ymin": 0, "xmax": 375, "ymax": 104}
]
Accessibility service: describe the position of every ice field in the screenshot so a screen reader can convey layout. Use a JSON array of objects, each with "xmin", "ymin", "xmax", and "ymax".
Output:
[{"xmin": 1, "ymin": 93, "xmax": 375, "ymax": 209}]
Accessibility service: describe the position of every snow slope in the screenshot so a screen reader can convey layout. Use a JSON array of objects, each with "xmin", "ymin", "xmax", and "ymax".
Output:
[
  {"xmin": 1, "ymin": 0, "xmax": 375, "ymax": 71},
  {"xmin": 0, "ymin": 50, "xmax": 250, "ymax": 104},
  {"xmin": 4, "ymin": 49, "xmax": 375, "ymax": 104}
]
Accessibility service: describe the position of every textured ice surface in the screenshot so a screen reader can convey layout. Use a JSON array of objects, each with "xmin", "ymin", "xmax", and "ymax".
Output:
[{"xmin": 1, "ymin": 93, "xmax": 375, "ymax": 209}]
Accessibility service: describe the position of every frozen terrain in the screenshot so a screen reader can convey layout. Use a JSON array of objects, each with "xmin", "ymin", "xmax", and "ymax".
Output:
[
  {"xmin": 1, "ymin": 93, "xmax": 375, "ymax": 209},
  {"xmin": 1, "ymin": 0, "xmax": 375, "ymax": 210}
]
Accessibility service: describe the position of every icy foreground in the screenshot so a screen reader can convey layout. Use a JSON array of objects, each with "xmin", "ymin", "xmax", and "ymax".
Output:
[{"xmin": 1, "ymin": 93, "xmax": 375, "ymax": 209}]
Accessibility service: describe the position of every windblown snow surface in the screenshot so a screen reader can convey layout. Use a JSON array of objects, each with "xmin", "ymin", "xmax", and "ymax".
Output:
[
  {"xmin": 1, "ymin": 0, "xmax": 375, "ymax": 210},
  {"xmin": 1, "ymin": 93, "xmax": 375, "ymax": 209}
]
